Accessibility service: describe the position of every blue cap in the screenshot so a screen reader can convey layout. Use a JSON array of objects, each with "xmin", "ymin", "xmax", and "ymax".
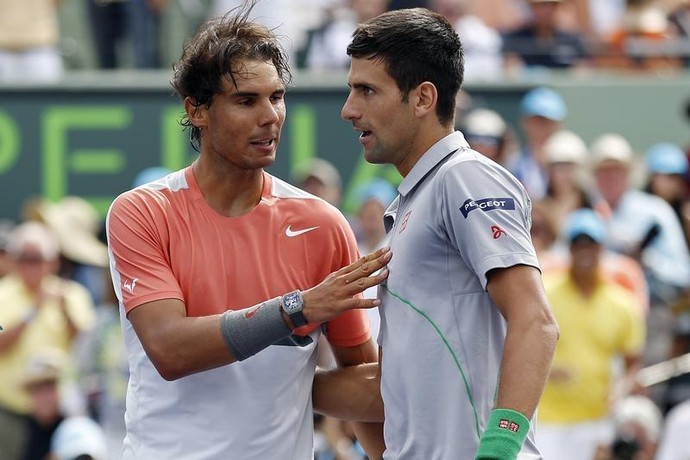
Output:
[
  {"xmin": 355, "ymin": 178, "xmax": 397, "ymax": 208},
  {"xmin": 520, "ymin": 87, "xmax": 567, "ymax": 121},
  {"xmin": 132, "ymin": 166, "xmax": 173, "ymax": 188},
  {"xmin": 645, "ymin": 143, "xmax": 688, "ymax": 175},
  {"xmin": 564, "ymin": 208, "xmax": 605, "ymax": 243}
]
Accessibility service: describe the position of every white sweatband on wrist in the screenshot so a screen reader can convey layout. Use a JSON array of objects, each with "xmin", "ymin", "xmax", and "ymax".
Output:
[{"xmin": 219, "ymin": 297, "xmax": 292, "ymax": 361}]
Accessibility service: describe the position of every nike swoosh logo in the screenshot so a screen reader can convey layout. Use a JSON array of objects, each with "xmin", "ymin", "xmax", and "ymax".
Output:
[{"xmin": 285, "ymin": 225, "xmax": 320, "ymax": 237}]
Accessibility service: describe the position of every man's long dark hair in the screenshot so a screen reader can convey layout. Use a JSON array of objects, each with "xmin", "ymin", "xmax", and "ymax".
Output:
[{"xmin": 171, "ymin": 0, "xmax": 292, "ymax": 150}]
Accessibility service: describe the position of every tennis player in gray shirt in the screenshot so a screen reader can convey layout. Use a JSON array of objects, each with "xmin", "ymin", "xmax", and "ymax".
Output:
[{"xmin": 313, "ymin": 7, "xmax": 559, "ymax": 460}]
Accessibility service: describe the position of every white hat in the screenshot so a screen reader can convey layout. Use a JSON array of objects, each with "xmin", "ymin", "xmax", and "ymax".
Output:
[
  {"xmin": 293, "ymin": 158, "xmax": 342, "ymax": 190},
  {"xmin": 613, "ymin": 396, "xmax": 663, "ymax": 442},
  {"xmin": 6, "ymin": 221, "xmax": 60, "ymax": 261},
  {"xmin": 544, "ymin": 129, "xmax": 587, "ymax": 165},
  {"xmin": 37, "ymin": 196, "xmax": 108, "ymax": 268},
  {"xmin": 590, "ymin": 133, "xmax": 634, "ymax": 167},
  {"xmin": 51, "ymin": 416, "xmax": 108, "ymax": 460},
  {"xmin": 463, "ymin": 108, "xmax": 507, "ymax": 139},
  {"xmin": 22, "ymin": 348, "xmax": 66, "ymax": 388}
]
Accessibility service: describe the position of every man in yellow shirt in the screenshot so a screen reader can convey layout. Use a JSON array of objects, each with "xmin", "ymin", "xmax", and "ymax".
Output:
[
  {"xmin": 538, "ymin": 208, "xmax": 645, "ymax": 460},
  {"xmin": 0, "ymin": 221, "xmax": 95, "ymax": 460}
]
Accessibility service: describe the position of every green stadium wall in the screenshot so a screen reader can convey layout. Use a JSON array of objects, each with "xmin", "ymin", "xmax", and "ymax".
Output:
[{"xmin": 0, "ymin": 71, "xmax": 688, "ymax": 220}]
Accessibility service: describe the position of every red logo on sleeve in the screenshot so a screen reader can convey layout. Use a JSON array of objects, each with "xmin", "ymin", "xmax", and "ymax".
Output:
[{"xmin": 491, "ymin": 225, "xmax": 506, "ymax": 239}]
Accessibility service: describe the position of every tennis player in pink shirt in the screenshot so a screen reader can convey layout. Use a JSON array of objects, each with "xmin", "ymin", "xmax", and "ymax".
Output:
[{"xmin": 106, "ymin": 2, "xmax": 390, "ymax": 458}]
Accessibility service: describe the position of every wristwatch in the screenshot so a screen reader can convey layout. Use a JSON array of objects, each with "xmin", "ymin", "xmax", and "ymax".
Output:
[{"xmin": 281, "ymin": 290, "xmax": 308, "ymax": 328}]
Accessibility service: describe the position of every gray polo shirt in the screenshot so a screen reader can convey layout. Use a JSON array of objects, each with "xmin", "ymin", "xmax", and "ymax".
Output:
[{"xmin": 379, "ymin": 131, "xmax": 542, "ymax": 459}]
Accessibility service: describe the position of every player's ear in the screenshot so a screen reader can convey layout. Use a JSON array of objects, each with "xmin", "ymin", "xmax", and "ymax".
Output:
[
  {"xmin": 185, "ymin": 97, "xmax": 208, "ymax": 130},
  {"xmin": 412, "ymin": 81, "xmax": 437, "ymax": 119}
]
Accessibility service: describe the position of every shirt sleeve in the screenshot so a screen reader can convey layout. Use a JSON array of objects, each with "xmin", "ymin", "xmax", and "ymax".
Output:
[
  {"xmin": 106, "ymin": 190, "xmax": 184, "ymax": 314},
  {"xmin": 321, "ymin": 209, "xmax": 371, "ymax": 347},
  {"xmin": 439, "ymin": 157, "xmax": 540, "ymax": 289}
]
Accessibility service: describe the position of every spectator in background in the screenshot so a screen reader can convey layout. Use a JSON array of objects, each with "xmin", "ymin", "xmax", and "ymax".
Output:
[
  {"xmin": 644, "ymin": 142, "xmax": 690, "ymax": 248},
  {"xmin": 429, "ymin": 0, "xmax": 504, "ymax": 81},
  {"xmin": 36, "ymin": 197, "xmax": 109, "ymax": 306},
  {"xmin": 603, "ymin": 2, "xmax": 684, "ymax": 72},
  {"xmin": 593, "ymin": 395, "xmax": 663, "ymax": 460},
  {"xmin": 301, "ymin": 0, "xmax": 391, "ymax": 71},
  {"xmin": 534, "ymin": 209, "xmax": 650, "ymax": 321},
  {"xmin": 87, "ymin": 0, "xmax": 128, "ymax": 69},
  {"xmin": 538, "ymin": 208, "xmax": 646, "ymax": 460},
  {"xmin": 0, "ymin": 0, "xmax": 64, "ymax": 82},
  {"xmin": 536, "ymin": 132, "xmax": 651, "ymax": 314},
  {"xmin": 19, "ymin": 349, "xmax": 71, "ymax": 460},
  {"xmin": 536, "ymin": 129, "xmax": 651, "ymax": 314},
  {"xmin": 539, "ymin": 129, "xmax": 610, "ymax": 235},
  {"xmin": 507, "ymin": 86, "xmax": 567, "ymax": 199},
  {"xmin": 128, "ymin": 0, "xmax": 170, "ymax": 68},
  {"xmin": 88, "ymin": 0, "xmax": 169, "ymax": 69},
  {"xmin": 352, "ymin": 178, "xmax": 397, "ymax": 257},
  {"xmin": 0, "ymin": 222, "xmax": 95, "ymax": 460},
  {"xmin": 590, "ymin": 133, "xmax": 690, "ymax": 395},
  {"xmin": 458, "ymin": 107, "xmax": 514, "ymax": 166},
  {"xmin": 591, "ymin": 133, "xmax": 690, "ymax": 309},
  {"xmin": 502, "ymin": 0, "xmax": 589, "ymax": 73},
  {"xmin": 293, "ymin": 157, "xmax": 344, "ymax": 208}
]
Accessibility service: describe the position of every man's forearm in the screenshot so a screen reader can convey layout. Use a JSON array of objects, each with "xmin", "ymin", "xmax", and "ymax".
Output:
[
  {"xmin": 315, "ymin": 366, "xmax": 385, "ymax": 459},
  {"xmin": 352, "ymin": 421, "xmax": 385, "ymax": 460},
  {"xmin": 313, "ymin": 362, "xmax": 384, "ymax": 422},
  {"xmin": 495, "ymin": 319, "xmax": 559, "ymax": 418}
]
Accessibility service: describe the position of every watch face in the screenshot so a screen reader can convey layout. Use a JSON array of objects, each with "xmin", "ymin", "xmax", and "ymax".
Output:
[
  {"xmin": 283, "ymin": 291, "xmax": 307, "ymax": 327},
  {"xmin": 284, "ymin": 292, "xmax": 302, "ymax": 313}
]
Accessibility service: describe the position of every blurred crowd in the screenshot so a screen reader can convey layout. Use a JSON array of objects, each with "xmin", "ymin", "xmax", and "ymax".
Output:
[
  {"xmin": 1, "ymin": 1, "xmax": 690, "ymax": 460},
  {"xmin": 1, "ymin": 0, "xmax": 690, "ymax": 82}
]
